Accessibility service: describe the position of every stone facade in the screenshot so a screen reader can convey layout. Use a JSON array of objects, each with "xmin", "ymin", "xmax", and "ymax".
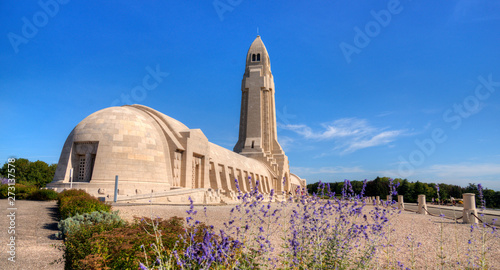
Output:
[
  {"xmin": 47, "ymin": 36, "xmax": 306, "ymax": 203},
  {"xmin": 234, "ymin": 35, "xmax": 291, "ymax": 193}
]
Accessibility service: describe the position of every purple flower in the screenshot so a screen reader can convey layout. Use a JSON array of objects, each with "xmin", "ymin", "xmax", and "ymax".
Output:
[
  {"xmin": 478, "ymin": 183, "xmax": 485, "ymax": 211},
  {"xmin": 0, "ymin": 177, "xmax": 8, "ymax": 185}
]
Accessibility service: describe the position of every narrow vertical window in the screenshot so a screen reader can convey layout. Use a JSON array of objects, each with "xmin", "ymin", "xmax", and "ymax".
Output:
[
  {"xmin": 251, "ymin": 140, "xmax": 255, "ymax": 148},
  {"xmin": 78, "ymin": 156, "xmax": 86, "ymax": 181},
  {"xmin": 252, "ymin": 54, "xmax": 256, "ymax": 61},
  {"xmin": 257, "ymin": 53, "xmax": 260, "ymax": 61}
]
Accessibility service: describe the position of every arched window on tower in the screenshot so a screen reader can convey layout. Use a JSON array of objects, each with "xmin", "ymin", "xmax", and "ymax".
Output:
[
  {"xmin": 252, "ymin": 54, "xmax": 256, "ymax": 61},
  {"xmin": 257, "ymin": 53, "xmax": 260, "ymax": 61}
]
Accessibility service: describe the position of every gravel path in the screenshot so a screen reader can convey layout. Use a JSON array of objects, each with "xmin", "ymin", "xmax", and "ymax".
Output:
[
  {"xmin": 0, "ymin": 199, "xmax": 64, "ymax": 270},
  {"xmin": 114, "ymin": 202, "xmax": 500, "ymax": 269}
]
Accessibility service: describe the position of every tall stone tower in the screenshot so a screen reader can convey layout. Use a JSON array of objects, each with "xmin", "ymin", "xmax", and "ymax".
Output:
[{"xmin": 234, "ymin": 36, "xmax": 291, "ymax": 192}]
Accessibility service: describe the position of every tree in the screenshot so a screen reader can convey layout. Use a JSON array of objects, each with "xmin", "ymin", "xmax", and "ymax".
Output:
[
  {"xmin": 464, "ymin": 183, "xmax": 478, "ymax": 194},
  {"xmin": 0, "ymin": 158, "xmax": 57, "ymax": 188},
  {"xmin": 424, "ymin": 183, "xmax": 436, "ymax": 200},
  {"xmin": 307, "ymin": 182, "xmax": 319, "ymax": 195},
  {"xmin": 0, "ymin": 158, "xmax": 30, "ymax": 183},
  {"xmin": 350, "ymin": 180, "xmax": 365, "ymax": 195},
  {"xmin": 305, "ymin": 179, "xmax": 499, "ymax": 209},
  {"xmin": 449, "ymin": 185, "xmax": 463, "ymax": 199},
  {"xmin": 412, "ymin": 181, "xmax": 425, "ymax": 202},
  {"xmin": 365, "ymin": 177, "xmax": 389, "ymax": 197},
  {"xmin": 398, "ymin": 179, "xmax": 410, "ymax": 197}
]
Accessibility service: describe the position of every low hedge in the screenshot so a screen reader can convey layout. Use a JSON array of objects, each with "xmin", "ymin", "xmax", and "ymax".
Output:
[
  {"xmin": 63, "ymin": 216, "xmax": 127, "ymax": 270},
  {"xmin": 57, "ymin": 210, "xmax": 125, "ymax": 239},
  {"xmin": 73, "ymin": 217, "xmax": 187, "ymax": 270},
  {"xmin": 0, "ymin": 183, "xmax": 37, "ymax": 199},
  {"xmin": 26, "ymin": 189, "xmax": 59, "ymax": 201},
  {"xmin": 58, "ymin": 189, "xmax": 111, "ymax": 220}
]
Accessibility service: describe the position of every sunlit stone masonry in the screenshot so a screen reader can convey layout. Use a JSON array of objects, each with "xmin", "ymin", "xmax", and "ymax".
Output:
[
  {"xmin": 462, "ymin": 193, "xmax": 478, "ymax": 224},
  {"xmin": 47, "ymin": 36, "xmax": 306, "ymax": 204},
  {"xmin": 418, "ymin": 194, "xmax": 427, "ymax": 215}
]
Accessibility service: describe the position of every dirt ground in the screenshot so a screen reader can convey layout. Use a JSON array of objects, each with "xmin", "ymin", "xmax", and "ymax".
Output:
[{"xmin": 0, "ymin": 199, "xmax": 64, "ymax": 270}]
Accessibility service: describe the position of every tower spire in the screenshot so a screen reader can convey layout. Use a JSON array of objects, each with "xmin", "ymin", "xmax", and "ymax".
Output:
[{"xmin": 234, "ymin": 36, "xmax": 290, "ymax": 192}]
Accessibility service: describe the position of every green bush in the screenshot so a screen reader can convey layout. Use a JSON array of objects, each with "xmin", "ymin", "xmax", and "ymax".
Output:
[
  {"xmin": 0, "ymin": 184, "xmax": 10, "ymax": 199},
  {"xmin": 57, "ymin": 210, "xmax": 125, "ymax": 239},
  {"xmin": 58, "ymin": 189, "xmax": 111, "ymax": 219},
  {"xmin": 62, "ymin": 215, "xmax": 242, "ymax": 270},
  {"xmin": 76, "ymin": 217, "xmax": 187, "ymax": 270},
  {"xmin": 58, "ymin": 189, "xmax": 89, "ymax": 199},
  {"xmin": 62, "ymin": 216, "xmax": 187, "ymax": 270},
  {"xmin": 63, "ymin": 217, "xmax": 127, "ymax": 270},
  {"xmin": 26, "ymin": 189, "xmax": 59, "ymax": 201},
  {"xmin": 15, "ymin": 184, "xmax": 37, "ymax": 199},
  {"xmin": 0, "ymin": 183, "xmax": 37, "ymax": 199},
  {"xmin": 57, "ymin": 189, "xmax": 90, "ymax": 207}
]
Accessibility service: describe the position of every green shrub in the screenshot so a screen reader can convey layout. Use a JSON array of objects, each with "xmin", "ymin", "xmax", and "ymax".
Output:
[
  {"xmin": 0, "ymin": 183, "xmax": 37, "ymax": 199},
  {"xmin": 76, "ymin": 217, "xmax": 187, "ymax": 270},
  {"xmin": 63, "ymin": 217, "xmax": 127, "ymax": 270},
  {"xmin": 63, "ymin": 216, "xmax": 186, "ymax": 270},
  {"xmin": 26, "ymin": 189, "xmax": 59, "ymax": 201},
  {"xmin": 62, "ymin": 215, "xmax": 242, "ymax": 270},
  {"xmin": 0, "ymin": 184, "xmax": 9, "ymax": 199},
  {"xmin": 57, "ymin": 189, "xmax": 89, "ymax": 207},
  {"xmin": 58, "ymin": 189, "xmax": 89, "ymax": 200},
  {"xmin": 58, "ymin": 189, "xmax": 111, "ymax": 219},
  {"xmin": 57, "ymin": 210, "xmax": 125, "ymax": 239}
]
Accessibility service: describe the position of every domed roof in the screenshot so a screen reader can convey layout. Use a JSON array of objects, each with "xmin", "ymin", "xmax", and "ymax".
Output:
[
  {"xmin": 69, "ymin": 105, "xmax": 175, "ymax": 183},
  {"xmin": 128, "ymin": 104, "xmax": 189, "ymax": 139},
  {"xmin": 73, "ymin": 106, "xmax": 167, "ymax": 145}
]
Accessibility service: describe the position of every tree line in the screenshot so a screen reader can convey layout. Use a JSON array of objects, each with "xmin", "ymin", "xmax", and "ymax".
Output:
[
  {"xmin": 307, "ymin": 177, "xmax": 500, "ymax": 209},
  {"xmin": 0, "ymin": 158, "xmax": 57, "ymax": 188}
]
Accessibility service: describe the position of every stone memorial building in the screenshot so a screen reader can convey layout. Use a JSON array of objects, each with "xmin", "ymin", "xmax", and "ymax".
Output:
[{"xmin": 47, "ymin": 36, "xmax": 306, "ymax": 203}]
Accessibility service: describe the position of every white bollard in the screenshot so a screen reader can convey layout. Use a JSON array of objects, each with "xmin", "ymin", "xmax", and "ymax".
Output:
[
  {"xmin": 462, "ymin": 193, "xmax": 478, "ymax": 224},
  {"xmin": 418, "ymin": 194, "xmax": 427, "ymax": 215},
  {"xmin": 375, "ymin": 196, "xmax": 380, "ymax": 205},
  {"xmin": 398, "ymin": 195, "xmax": 404, "ymax": 210},
  {"xmin": 387, "ymin": 195, "xmax": 392, "ymax": 204}
]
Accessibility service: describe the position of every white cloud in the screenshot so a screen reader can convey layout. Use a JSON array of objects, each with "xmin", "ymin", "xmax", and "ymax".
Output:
[
  {"xmin": 381, "ymin": 163, "xmax": 500, "ymax": 190},
  {"xmin": 450, "ymin": 0, "xmax": 500, "ymax": 23},
  {"xmin": 425, "ymin": 163, "xmax": 500, "ymax": 178},
  {"xmin": 340, "ymin": 130, "xmax": 403, "ymax": 154},
  {"xmin": 280, "ymin": 118, "xmax": 406, "ymax": 154},
  {"xmin": 376, "ymin": 111, "xmax": 394, "ymax": 117},
  {"xmin": 278, "ymin": 136, "xmax": 294, "ymax": 151}
]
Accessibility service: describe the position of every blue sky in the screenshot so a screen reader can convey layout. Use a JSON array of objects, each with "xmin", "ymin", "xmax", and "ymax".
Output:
[{"xmin": 1, "ymin": 1, "xmax": 499, "ymax": 190}]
